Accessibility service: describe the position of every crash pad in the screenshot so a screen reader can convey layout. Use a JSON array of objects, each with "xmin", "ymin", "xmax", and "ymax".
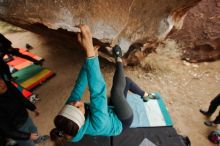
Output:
[
  {"xmin": 127, "ymin": 92, "xmax": 173, "ymax": 127},
  {"xmin": 12, "ymin": 64, "xmax": 55, "ymax": 90},
  {"xmin": 7, "ymin": 48, "xmax": 43, "ymax": 70}
]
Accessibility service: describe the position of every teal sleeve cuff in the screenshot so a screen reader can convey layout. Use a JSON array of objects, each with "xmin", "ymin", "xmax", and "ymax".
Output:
[{"xmin": 86, "ymin": 55, "xmax": 98, "ymax": 60}]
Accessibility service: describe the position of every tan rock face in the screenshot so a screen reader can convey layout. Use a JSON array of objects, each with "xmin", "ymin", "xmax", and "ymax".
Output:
[{"xmin": 0, "ymin": 0, "xmax": 201, "ymax": 65}]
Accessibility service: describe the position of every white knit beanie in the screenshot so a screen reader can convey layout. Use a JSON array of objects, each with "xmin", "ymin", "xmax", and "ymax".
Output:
[{"xmin": 59, "ymin": 105, "xmax": 85, "ymax": 129}]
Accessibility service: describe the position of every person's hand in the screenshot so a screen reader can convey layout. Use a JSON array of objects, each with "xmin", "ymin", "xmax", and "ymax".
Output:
[
  {"xmin": 69, "ymin": 101, "xmax": 85, "ymax": 115},
  {"xmin": 76, "ymin": 24, "xmax": 95, "ymax": 57},
  {"xmin": 34, "ymin": 110, "xmax": 40, "ymax": 117},
  {"xmin": 30, "ymin": 133, "xmax": 39, "ymax": 140},
  {"xmin": 0, "ymin": 79, "xmax": 7, "ymax": 94}
]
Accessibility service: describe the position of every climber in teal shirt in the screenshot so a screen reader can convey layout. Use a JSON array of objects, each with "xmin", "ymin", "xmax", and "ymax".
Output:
[
  {"xmin": 66, "ymin": 56, "xmax": 123, "ymax": 142},
  {"xmin": 50, "ymin": 24, "xmax": 150, "ymax": 145}
]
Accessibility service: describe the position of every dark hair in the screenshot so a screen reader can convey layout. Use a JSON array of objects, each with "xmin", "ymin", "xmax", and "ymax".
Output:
[
  {"xmin": 50, "ymin": 115, "xmax": 79, "ymax": 145},
  {"xmin": 50, "ymin": 128, "xmax": 67, "ymax": 146}
]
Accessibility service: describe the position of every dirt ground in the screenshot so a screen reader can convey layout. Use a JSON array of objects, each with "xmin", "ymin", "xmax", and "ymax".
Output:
[{"xmin": 1, "ymin": 26, "xmax": 220, "ymax": 146}]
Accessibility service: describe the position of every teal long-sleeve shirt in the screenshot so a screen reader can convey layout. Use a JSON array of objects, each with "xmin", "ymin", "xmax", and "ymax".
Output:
[{"xmin": 66, "ymin": 56, "xmax": 122, "ymax": 142}]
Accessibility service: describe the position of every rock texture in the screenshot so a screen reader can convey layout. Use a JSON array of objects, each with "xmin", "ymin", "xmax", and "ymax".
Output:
[
  {"xmin": 0, "ymin": 0, "xmax": 201, "ymax": 65},
  {"xmin": 171, "ymin": 0, "xmax": 220, "ymax": 63}
]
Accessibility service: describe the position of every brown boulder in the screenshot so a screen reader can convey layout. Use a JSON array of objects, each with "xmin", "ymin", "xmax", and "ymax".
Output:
[
  {"xmin": 171, "ymin": 0, "xmax": 220, "ymax": 63},
  {"xmin": 0, "ymin": 0, "xmax": 201, "ymax": 65}
]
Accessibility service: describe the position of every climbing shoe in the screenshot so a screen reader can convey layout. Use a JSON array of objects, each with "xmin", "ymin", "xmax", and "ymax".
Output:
[
  {"xmin": 143, "ymin": 93, "xmax": 159, "ymax": 102},
  {"xmin": 112, "ymin": 45, "xmax": 122, "ymax": 58},
  {"xmin": 204, "ymin": 120, "xmax": 217, "ymax": 127},
  {"xmin": 34, "ymin": 135, "xmax": 50, "ymax": 144},
  {"xmin": 199, "ymin": 109, "xmax": 212, "ymax": 117}
]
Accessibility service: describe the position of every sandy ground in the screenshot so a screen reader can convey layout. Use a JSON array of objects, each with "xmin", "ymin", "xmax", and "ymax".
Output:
[{"xmin": 1, "ymin": 28, "xmax": 220, "ymax": 146}]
